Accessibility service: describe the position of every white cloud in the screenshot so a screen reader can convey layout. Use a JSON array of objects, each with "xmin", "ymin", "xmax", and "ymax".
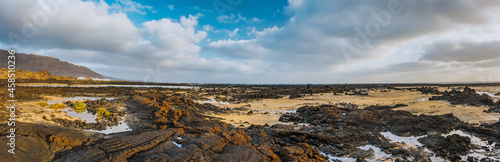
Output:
[
  {"xmin": 206, "ymin": 0, "xmax": 500, "ymax": 83},
  {"xmin": 226, "ymin": 28, "xmax": 239, "ymax": 37},
  {"xmin": 216, "ymin": 14, "xmax": 262, "ymax": 24},
  {"xmin": 0, "ymin": 0, "xmax": 254, "ymax": 83},
  {"xmin": 216, "ymin": 14, "xmax": 246, "ymax": 23},
  {"xmin": 142, "ymin": 15, "xmax": 207, "ymax": 57},
  {"xmin": 207, "ymin": 39, "xmax": 269, "ymax": 59},
  {"xmin": 250, "ymin": 17, "xmax": 262, "ymax": 22},
  {"xmin": 202, "ymin": 25, "xmax": 214, "ymax": 32},
  {"xmin": 110, "ymin": 0, "xmax": 155, "ymax": 15},
  {"xmin": 168, "ymin": 4, "xmax": 174, "ymax": 10},
  {"xmin": 2, "ymin": 0, "xmax": 500, "ymax": 83},
  {"xmin": 421, "ymin": 40, "xmax": 500, "ymax": 62},
  {"xmin": 0, "ymin": 0, "xmax": 141, "ymax": 52}
]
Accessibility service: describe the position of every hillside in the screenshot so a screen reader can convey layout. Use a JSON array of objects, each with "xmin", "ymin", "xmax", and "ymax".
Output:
[{"xmin": 0, "ymin": 49, "xmax": 103, "ymax": 78}]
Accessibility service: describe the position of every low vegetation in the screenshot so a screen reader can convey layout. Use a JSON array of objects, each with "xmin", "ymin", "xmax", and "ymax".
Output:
[
  {"xmin": 97, "ymin": 107, "xmax": 111, "ymax": 118},
  {"xmin": 37, "ymin": 102, "xmax": 50, "ymax": 107},
  {"xmin": 49, "ymin": 103, "xmax": 66, "ymax": 109},
  {"xmin": 73, "ymin": 102, "xmax": 86, "ymax": 113}
]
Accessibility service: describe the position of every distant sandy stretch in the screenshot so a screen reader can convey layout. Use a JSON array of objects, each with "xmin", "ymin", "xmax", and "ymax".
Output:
[{"xmin": 207, "ymin": 87, "xmax": 500, "ymax": 127}]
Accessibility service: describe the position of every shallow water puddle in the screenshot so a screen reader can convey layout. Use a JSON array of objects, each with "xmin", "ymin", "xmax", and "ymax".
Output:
[
  {"xmin": 49, "ymin": 96, "xmax": 131, "ymax": 134},
  {"xmin": 281, "ymin": 109, "xmax": 297, "ymax": 113},
  {"xmin": 49, "ymin": 96, "xmax": 114, "ymax": 105},
  {"xmin": 65, "ymin": 110, "xmax": 132, "ymax": 134},
  {"xmin": 381, "ymin": 132, "xmax": 425, "ymax": 147},
  {"xmin": 358, "ymin": 145, "xmax": 392, "ymax": 161},
  {"xmin": 417, "ymin": 98, "xmax": 429, "ymax": 101},
  {"xmin": 66, "ymin": 109, "xmax": 132, "ymax": 134},
  {"xmin": 87, "ymin": 121, "xmax": 132, "ymax": 135},
  {"xmin": 319, "ymin": 151, "xmax": 356, "ymax": 162},
  {"xmin": 65, "ymin": 108, "xmax": 98, "ymax": 123},
  {"xmin": 196, "ymin": 97, "xmax": 231, "ymax": 105}
]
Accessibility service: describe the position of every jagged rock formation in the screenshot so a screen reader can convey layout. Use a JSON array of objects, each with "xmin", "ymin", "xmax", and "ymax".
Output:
[{"xmin": 428, "ymin": 86, "xmax": 495, "ymax": 106}]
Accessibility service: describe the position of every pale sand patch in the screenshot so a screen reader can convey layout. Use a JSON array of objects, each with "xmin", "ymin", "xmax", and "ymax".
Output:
[
  {"xmin": 9, "ymin": 96, "xmax": 106, "ymax": 126},
  {"xmin": 207, "ymin": 89, "xmax": 500, "ymax": 126},
  {"xmin": 210, "ymin": 113, "xmax": 290, "ymax": 128},
  {"xmin": 396, "ymin": 101, "xmax": 500, "ymax": 124},
  {"xmin": 13, "ymin": 101, "xmax": 79, "ymax": 125},
  {"xmin": 227, "ymin": 90, "xmax": 433, "ymax": 111}
]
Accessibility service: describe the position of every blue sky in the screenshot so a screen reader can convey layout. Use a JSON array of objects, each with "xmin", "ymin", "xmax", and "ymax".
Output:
[
  {"xmin": 107, "ymin": 0, "xmax": 289, "ymax": 41},
  {"xmin": 1, "ymin": 0, "xmax": 500, "ymax": 83},
  {"xmin": 92, "ymin": 0, "xmax": 291, "ymax": 61}
]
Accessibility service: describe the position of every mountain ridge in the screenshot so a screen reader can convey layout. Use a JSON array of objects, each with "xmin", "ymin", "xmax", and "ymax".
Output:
[{"xmin": 0, "ymin": 49, "xmax": 103, "ymax": 78}]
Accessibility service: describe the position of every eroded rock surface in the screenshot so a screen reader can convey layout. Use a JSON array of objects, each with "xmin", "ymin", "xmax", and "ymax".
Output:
[{"xmin": 0, "ymin": 123, "xmax": 95, "ymax": 162}]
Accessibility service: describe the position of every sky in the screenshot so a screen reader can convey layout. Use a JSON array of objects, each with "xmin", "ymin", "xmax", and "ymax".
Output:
[{"xmin": 1, "ymin": 0, "xmax": 500, "ymax": 84}]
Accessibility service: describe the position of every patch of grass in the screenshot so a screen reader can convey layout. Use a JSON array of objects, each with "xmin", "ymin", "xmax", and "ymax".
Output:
[
  {"xmin": 49, "ymin": 103, "xmax": 66, "ymax": 109},
  {"xmin": 37, "ymin": 102, "xmax": 50, "ymax": 107}
]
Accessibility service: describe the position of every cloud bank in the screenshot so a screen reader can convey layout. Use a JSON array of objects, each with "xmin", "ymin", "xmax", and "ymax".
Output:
[{"xmin": 1, "ymin": 0, "xmax": 499, "ymax": 83}]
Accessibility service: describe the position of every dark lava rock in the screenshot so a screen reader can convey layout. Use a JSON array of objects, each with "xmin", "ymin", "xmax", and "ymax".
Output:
[
  {"xmin": 281, "ymin": 105, "xmax": 461, "ymax": 136},
  {"xmin": 429, "ymin": 86, "xmax": 495, "ymax": 107},
  {"xmin": 456, "ymin": 119, "xmax": 500, "ymax": 145},
  {"xmin": 128, "ymin": 140, "xmax": 179, "ymax": 161},
  {"xmin": 277, "ymin": 143, "xmax": 328, "ymax": 162},
  {"xmin": 277, "ymin": 103, "xmax": 474, "ymax": 161},
  {"xmin": 53, "ymin": 146, "xmax": 107, "ymax": 162},
  {"xmin": 486, "ymin": 101, "xmax": 500, "ymax": 113},
  {"xmin": 0, "ymin": 123, "xmax": 95, "ymax": 162},
  {"xmin": 100, "ymin": 129, "xmax": 178, "ymax": 161},
  {"xmin": 54, "ymin": 129, "xmax": 179, "ymax": 162},
  {"xmin": 214, "ymin": 145, "xmax": 267, "ymax": 162},
  {"xmin": 364, "ymin": 104, "xmax": 408, "ymax": 110},
  {"xmin": 0, "ymin": 135, "xmax": 52, "ymax": 162},
  {"xmin": 418, "ymin": 134, "xmax": 471, "ymax": 159}
]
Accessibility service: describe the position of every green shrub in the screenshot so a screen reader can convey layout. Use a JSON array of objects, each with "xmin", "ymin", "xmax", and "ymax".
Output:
[
  {"xmin": 74, "ymin": 102, "xmax": 86, "ymax": 109},
  {"xmin": 73, "ymin": 102, "xmax": 86, "ymax": 113}
]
